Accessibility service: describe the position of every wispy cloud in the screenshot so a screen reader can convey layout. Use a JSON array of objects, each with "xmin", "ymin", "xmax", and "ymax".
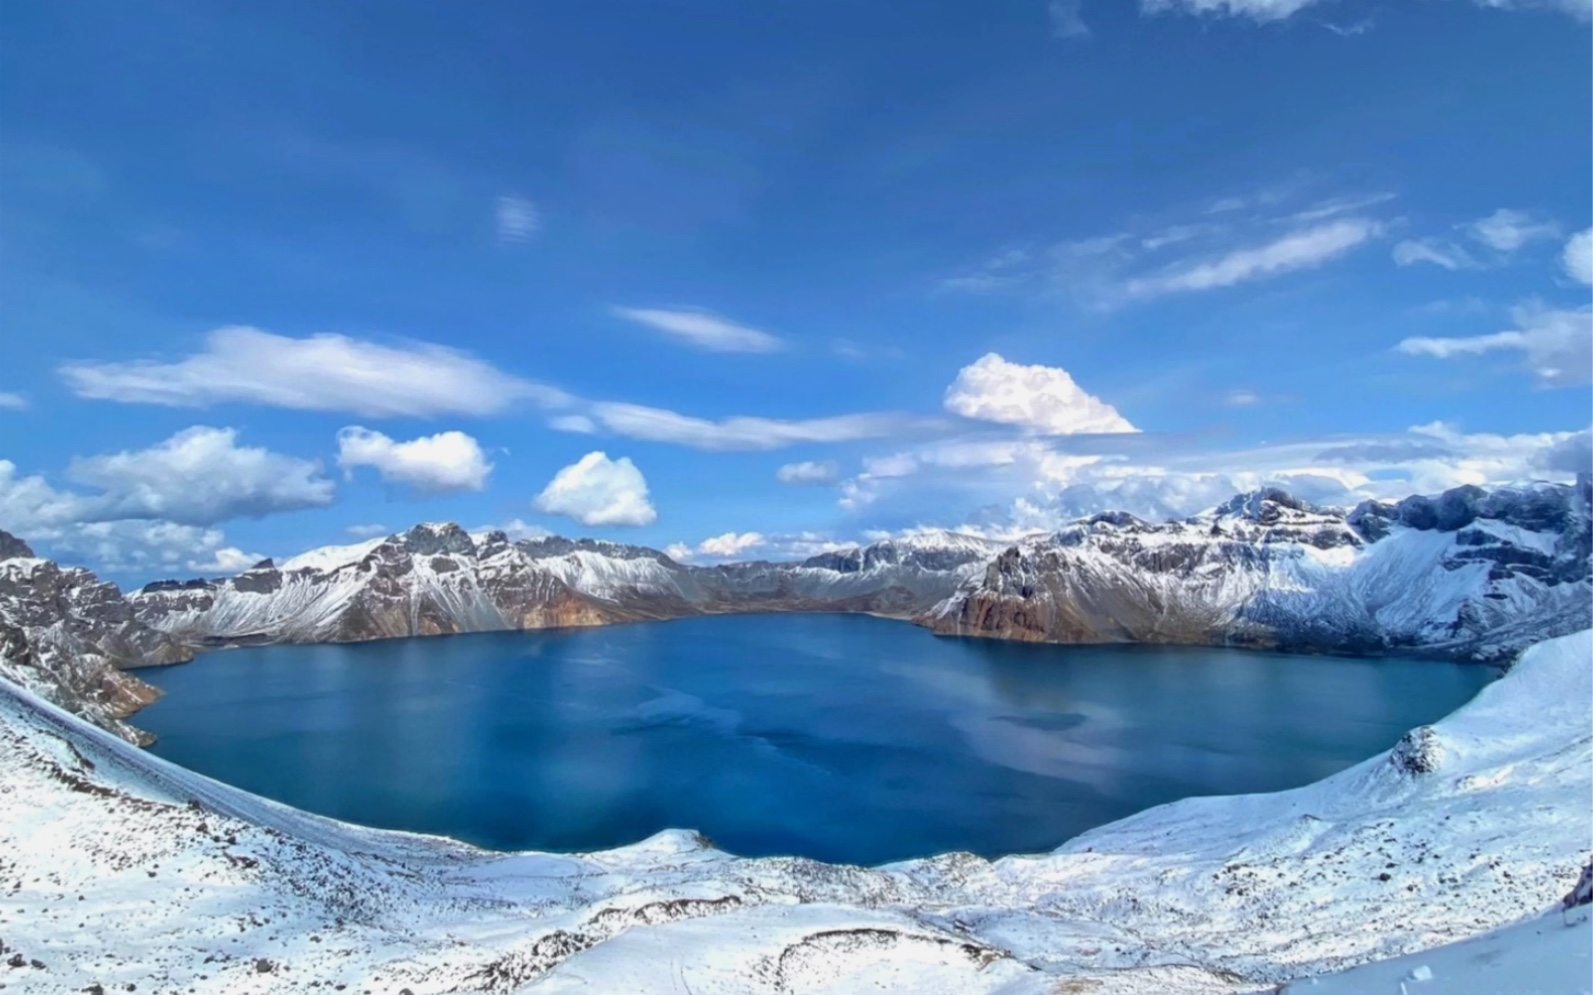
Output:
[
  {"xmin": 61, "ymin": 326, "xmax": 566, "ymax": 418},
  {"xmin": 1121, "ymin": 218, "xmax": 1382, "ymax": 298},
  {"xmin": 1397, "ymin": 303, "xmax": 1592, "ymax": 387},
  {"xmin": 943, "ymin": 190, "xmax": 1391, "ymax": 306},
  {"xmin": 495, "ymin": 195, "xmax": 540, "ymax": 244},
  {"xmin": 1394, "ymin": 208, "xmax": 1562, "ymax": 272},
  {"xmin": 1048, "ymin": 0, "xmax": 1092, "ymax": 37},
  {"xmin": 776, "ymin": 460, "xmax": 841, "ymax": 485},
  {"xmin": 0, "ymin": 392, "xmax": 27, "ymax": 411},
  {"xmin": 1144, "ymin": 0, "xmax": 1589, "ymax": 23},
  {"xmin": 582, "ymin": 402, "xmax": 917, "ymax": 451},
  {"xmin": 1392, "ymin": 238, "xmax": 1481, "ymax": 271},
  {"xmin": 612, "ymin": 306, "xmax": 786, "ymax": 353},
  {"xmin": 1563, "ymin": 228, "xmax": 1592, "ymax": 286}
]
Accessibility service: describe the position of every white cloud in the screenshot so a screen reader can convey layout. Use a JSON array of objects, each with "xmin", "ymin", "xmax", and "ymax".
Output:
[
  {"xmin": 495, "ymin": 195, "xmax": 539, "ymax": 244},
  {"xmin": 336, "ymin": 426, "xmax": 493, "ymax": 494},
  {"xmin": 1049, "ymin": 0, "xmax": 1091, "ymax": 37},
  {"xmin": 1225, "ymin": 389, "xmax": 1261, "ymax": 407},
  {"xmin": 1145, "ymin": 0, "xmax": 1590, "ymax": 21},
  {"xmin": 611, "ymin": 306, "xmax": 785, "ymax": 354},
  {"xmin": 1123, "ymin": 218, "xmax": 1381, "ymax": 297},
  {"xmin": 0, "ymin": 392, "xmax": 27, "ymax": 411},
  {"xmin": 1141, "ymin": 0, "xmax": 1324, "ymax": 22},
  {"xmin": 697, "ymin": 531, "xmax": 767, "ymax": 558},
  {"xmin": 1397, "ymin": 303, "xmax": 1592, "ymax": 387},
  {"xmin": 478, "ymin": 518, "xmax": 551, "ymax": 541},
  {"xmin": 550, "ymin": 414, "xmax": 598, "ymax": 434},
  {"xmin": 346, "ymin": 523, "xmax": 390, "ymax": 538},
  {"xmin": 66, "ymin": 427, "xmax": 334, "ymax": 526},
  {"xmin": 1465, "ymin": 208, "xmax": 1560, "ymax": 252},
  {"xmin": 944, "ymin": 353, "xmax": 1137, "ymax": 435},
  {"xmin": 590, "ymin": 402, "xmax": 912, "ymax": 451},
  {"xmin": 61, "ymin": 326, "xmax": 564, "ymax": 418},
  {"xmin": 664, "ymin": 542, "xmax": 695, "ymax": 562},
  {"xmin": 1393, "ymin": 238, "xmax": 1480, "ymax": 271},
  {"xmin": 187, "ymin": 546, "xmax": 268, "ymax": 574},
  {"xmin": 776, "ymin": 460, "xmax": 841, "ymax": 485},
  {"xmin": 534, "ymin": 452, "xmax": 657, "ymax": 527},
  {"xmin": 11, "ymin": 517, "xmax": 261, "ymax": 579},
  {"xmin": 1563, "ymin": 228, "xmax": 1592, "ymax": 286}
]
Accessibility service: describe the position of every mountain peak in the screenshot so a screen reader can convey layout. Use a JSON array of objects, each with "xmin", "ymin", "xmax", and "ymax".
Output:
[{"xmin": 0, "ymin": 530, "xmax": 35, "ymax": 561}]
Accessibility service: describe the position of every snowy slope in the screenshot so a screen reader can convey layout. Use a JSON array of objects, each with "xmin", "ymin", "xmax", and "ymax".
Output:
[
  {"xmin": 1, "ymin": 628, "xmax": 1586, "ymax": 993},
  {"xmin": 927, "ymin": 480, "xmax": 1592, "ymax": 661}
]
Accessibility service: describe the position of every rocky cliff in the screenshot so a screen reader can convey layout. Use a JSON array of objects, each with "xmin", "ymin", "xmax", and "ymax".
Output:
[
  {"xmin": 128, "ymin": 525, "xmax": 1005, "ymax": 646},
  {"xmin": 922, "ymin": 480, "xmax": 1593, "ymax": 662},
  {"xmin": 0, "ymin": 530, "xmax": 193, "ymax": 744}
]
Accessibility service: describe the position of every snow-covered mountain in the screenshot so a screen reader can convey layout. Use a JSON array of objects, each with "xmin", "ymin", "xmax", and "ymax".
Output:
[
  {"xmin": 1, "ymin": 617, "xmax": 1586, "ymax": 993},
  {"xmin": 0, "ymin": 529, "xmax": 191, "ymax": 745},
  {"xmin": 924, "ymin": 479, "xmax": 1593, "ymax": 662},
  {"xmin": 128, "ymin": 524, "xmax": 1006, "ymax": 645}
]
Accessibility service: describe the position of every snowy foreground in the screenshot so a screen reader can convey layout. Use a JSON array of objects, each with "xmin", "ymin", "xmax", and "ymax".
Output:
[{"xmin": 1, "ymin": 633, "xmax": 1589, "ymax": 994}]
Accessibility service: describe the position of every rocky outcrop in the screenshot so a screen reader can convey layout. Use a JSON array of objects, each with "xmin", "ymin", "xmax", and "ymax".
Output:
[
  {"xmin": 921, "ymin": 480, "xmax": 1593, "ymax": 662},
  {"xmin": 0, "ymin": 529, "xmax": 193, "ymax": 744}
]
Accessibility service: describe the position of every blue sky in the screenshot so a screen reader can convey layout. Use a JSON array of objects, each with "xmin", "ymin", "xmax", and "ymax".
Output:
[{"xmin": 1, "ymin": 0, "xmax": 1589, "ymax": 581}]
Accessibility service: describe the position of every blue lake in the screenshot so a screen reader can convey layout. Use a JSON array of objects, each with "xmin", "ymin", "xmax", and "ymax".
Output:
[{"xmin": 140, "ymin": 614, "xmax": 1494, "ymax": 866}]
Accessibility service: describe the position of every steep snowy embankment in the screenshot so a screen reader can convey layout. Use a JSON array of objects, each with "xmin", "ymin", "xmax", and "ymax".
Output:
[{"xmin": 1, "ymin": 630, "xmax": 1586, "ymax": 993}]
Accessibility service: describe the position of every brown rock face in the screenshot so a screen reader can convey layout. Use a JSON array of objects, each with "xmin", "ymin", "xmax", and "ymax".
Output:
[{"xmin": 0, "ymin": 530, "xmax": 192, "ymax": 744}]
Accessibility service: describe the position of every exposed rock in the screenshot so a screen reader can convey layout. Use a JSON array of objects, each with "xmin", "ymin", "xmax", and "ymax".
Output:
[
  {"xmin": 0, "ymin": 529, "xmax": 193, "ymax": 744},
  {"xmin": 922, "ymin": 482, "xmax": 1592, "ymax": 662}
]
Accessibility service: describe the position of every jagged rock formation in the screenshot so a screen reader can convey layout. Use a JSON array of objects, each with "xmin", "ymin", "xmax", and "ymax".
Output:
[
  {"xmin": 923, "ymin": 480, "xmax": 1593, "ymax": 662},
  {"xmin": 128, "ymin": 525, "xmax": 1004, "ymax": 646},
  {"xmin": 0, "ymin": 529, "xmax": 192, "ymax": 744}
]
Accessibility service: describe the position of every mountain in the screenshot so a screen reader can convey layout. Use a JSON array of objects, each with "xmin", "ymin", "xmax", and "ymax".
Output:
[
  {"xmin": 923, "ymin": 479, "xmax": 1593, "ymax": 662},
  {"xmin": 128, "ymin": 525, "xmax": 1005, "ymax": 646},
  {"xmin": 0, "ymin": 529, "xmax": 192, "ymax": 744}
]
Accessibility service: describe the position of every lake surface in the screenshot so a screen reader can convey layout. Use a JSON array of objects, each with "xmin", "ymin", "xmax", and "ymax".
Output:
[{"xmin": 141, "ymin": 614, "xmax": 1494, "ymax": 866}]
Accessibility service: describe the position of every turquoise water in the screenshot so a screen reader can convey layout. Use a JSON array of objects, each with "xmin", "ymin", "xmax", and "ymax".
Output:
[{"xmin": 140, "ymin": 614, "xmax": 1493, "ymax": 865}]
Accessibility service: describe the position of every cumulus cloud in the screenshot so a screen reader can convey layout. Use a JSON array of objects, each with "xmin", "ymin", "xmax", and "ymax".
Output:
[
  {"xmin": 590, "ymin": 402, "xmax": 912, "ymax": 451},
  {"xmin": 0, "ymin": 392, "xmax": 27, "ymax": 411},
  {"xmin": 612, "ymin": 306, "xmax": 785, "ymax": 353},
  {"xmin": 65, "ymin": 427, "xmax": 334, "ymax": 526},
  {"xmin": 664, "ymin": 542, "xmax": 695, "ymax": 562},
  {"xmin": 696, "ymin": 531, "xmax": 767, "ymax": 558},
  {"xmin": 9, "ymin": 516, "xmax": 261, "ymax": 578},
  {"xmin": 945, "ymin": 354, "xmax": 1137, "ymax": 435},
  {"xmin": 1563, "ymin": 228, "xmax": 1592, "ymax": 286},
  {"xmin": 336, "ymin": 426, "xmax": 493, "ymax": 494},
  {"xmin": 61, "ymin": 326, "xmax": 563, "ymax": 418},
  {"xmin": 776, "ymin": 460, "xmax": 841, "ymax": 485},
  {"xmin": 534, "ymin": 452, "xmax": 657, "ymax": 527},
  {"xmin": 1123, "ymin": 219, "xmax": 1381, "ymax": 297},
  {"xmin": 832, "ymin": 417, "xmax": 1590, "ymax": 529},
  {"xmin": 495, "ymin": 194, "xmax": 539, "ymax": 244},
  {"xmin": 1397, "ymin": 303, "xmax": 1592, "ymax": 387}
]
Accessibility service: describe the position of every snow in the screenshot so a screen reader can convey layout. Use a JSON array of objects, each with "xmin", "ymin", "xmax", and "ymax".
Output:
[
  {"xmin": 1283, "ymin": 907, "xmax": 1592, "ymax": 994},
  {"xmin": 278, "ymin": 537, "xmax": 386, "ymax": 573},
  {"xmin": 0, "ymin": 626, "xmax": 1587, "ymax": 993}
]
